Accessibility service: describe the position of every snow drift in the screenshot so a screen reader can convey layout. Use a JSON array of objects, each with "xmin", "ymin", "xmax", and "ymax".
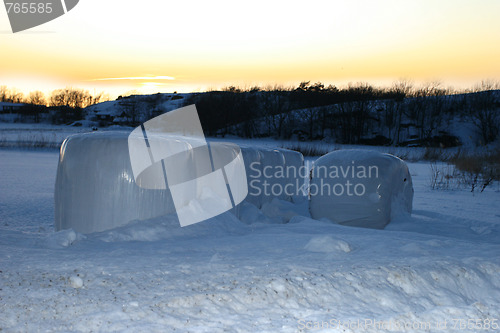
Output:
[
  {"xmin": 55, "ymin": 132, "xmax": 304, "ymax": 233},
  {"xmin": 309, "ymin": 150, "xmax": 413, "ymax": 229}
]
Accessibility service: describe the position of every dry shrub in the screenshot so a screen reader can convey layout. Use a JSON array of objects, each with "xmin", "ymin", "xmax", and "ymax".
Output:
[
  {"xmin": 447, "ymin": 147, "xmax": 500, "ymax": 192},
  {"xmin": 423, "ymin": 147, "xmax": 444, "ymax": 161},
  {"xmin": 429, "ymin": 163, "xmax": 457, "ymax": 190}
]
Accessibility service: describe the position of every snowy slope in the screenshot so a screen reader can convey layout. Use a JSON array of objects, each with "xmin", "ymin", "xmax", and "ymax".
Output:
[
  {"xmin": 0, "ymin": 149, "xmax": 499, "ymax": 332},
  {"xmin": 85, "ymin": 94, "xmax": 191, "ymax": 119}
]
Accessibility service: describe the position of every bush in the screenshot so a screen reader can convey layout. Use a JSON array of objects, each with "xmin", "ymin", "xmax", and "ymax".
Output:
[
  {"xmin": 430, "ymin": 148, "xmax": 500, "ymax": 192},
  {"xmin": 422, "ymin": 147, "xmax": 443, "ymax": 161},
  {"xmin": 451, "ymin": 148, "xmax": 500, "ymax": 191}
]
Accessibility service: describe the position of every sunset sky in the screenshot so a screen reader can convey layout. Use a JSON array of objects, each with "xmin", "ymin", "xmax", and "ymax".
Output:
[{"xmin": 1, "ymin": 0, "xmax": 500, "ymax": 98}]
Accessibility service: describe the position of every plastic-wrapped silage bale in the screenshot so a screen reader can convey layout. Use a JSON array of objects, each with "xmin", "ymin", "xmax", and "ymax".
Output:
[{"xmin": 309, "ymin": 150, "xmax": 413, "ymax": 229}]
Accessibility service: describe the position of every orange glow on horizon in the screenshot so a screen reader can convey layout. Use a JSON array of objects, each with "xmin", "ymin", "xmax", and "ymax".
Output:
[{"xmin": 1, "ymin": 0, "xmax": 499, "ymax": 98}]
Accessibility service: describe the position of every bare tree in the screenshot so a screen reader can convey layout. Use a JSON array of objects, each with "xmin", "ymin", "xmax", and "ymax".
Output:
[
  {"xmin": 0, "ymin": 86, "xmax": 9, "ymax": 102},
  {"xmin": 298, "ymin": 106, "xmax": 321, "ymax": 140},
  {"xmin": 28, "ymin": 91, "xmax": 46, "ymax": 105},
  {"xmin": 466, "ymin": 90, "xmax": 499, "ymax": 145},
  {"xmin": 49, "ymin": 88, "xmax": 93, "ymax": 109},
  {"xmin": 91, "ymin": 92, "xmax": 109, "ymax": 105},
  {"xmin": 334, "ymin": 100, "xmax": 371, "ymax": 144},
  {"xmin": 262, "ymin": 85, "xmax": 291, "ymax": 138},
  {"xmin": 471, "ymin": 80, "xmax": 500, "ymax": 93},
  {"xmin": 392, "ymin": 79, "xmax": 414, "ymax": 99},
  {"xmin": 117, "ymin": 97, "xmax": 143, "ymax": 125},
  {"xmin": 383, "ymin": 99, "xmax": 403, "ymax": 144},
  {"xmin": 8, "ymin": 88, "xmax": 24, "ymax": 103}
]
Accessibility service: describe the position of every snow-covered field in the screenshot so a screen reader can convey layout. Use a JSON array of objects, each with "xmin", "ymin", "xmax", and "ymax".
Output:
[
  {"xmin": 0, "ymin": 123, "xmax": 133, "ymax": 149},
  {"xmin": 1, "ymin": 147, "xmax": 499, "ymax": 332},
  {"xmin": 0, "ymin": 122, "xmax": 465, "ymax": 161}
]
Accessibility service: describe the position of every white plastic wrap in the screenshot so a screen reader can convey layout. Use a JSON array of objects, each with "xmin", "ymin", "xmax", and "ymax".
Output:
[
  {"xmin": 309, "ymin": 150, "xmax": 413, "ymax": 229},
  {"xmin": 239, "ymin": 145, "xmax": 304, "ymax": 208},
  {"xmin": 55, "ymin": 133, "xmax": 304, "ymax": 233},
  {"xmin": 55, "ymin": 132, "xmax": 176, "ymax": 233},
  {"xmin": 126, "ymin": 105, "xmax": 249, "ymax": 227}
]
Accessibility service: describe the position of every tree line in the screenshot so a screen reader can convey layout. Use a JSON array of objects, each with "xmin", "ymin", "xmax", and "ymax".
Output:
[
  {"xmin": 0, "ymin": 86, "xmax": 109, "ymax": 124},
  {"xmin": 1, "ymin": 80, "xmax": 498, "ymax": 145},
  {"xmin": 0, "ymin": 86, "xmax": 108, "ymax": 109},
  {"xmin": 186, "ymin": 80, "xmax": 500, "ymax": 146}
]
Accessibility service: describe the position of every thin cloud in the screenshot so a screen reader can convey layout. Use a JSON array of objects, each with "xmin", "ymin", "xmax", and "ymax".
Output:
[{"xmin": 90, "ymin": 76, "xmax": 175, "ymax": 81}]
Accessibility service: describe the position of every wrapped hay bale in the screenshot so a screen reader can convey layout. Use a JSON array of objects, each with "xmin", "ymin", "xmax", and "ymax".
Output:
[{"xmin": 309, "ymin": 150, "xmax": 413, "ymax": 229}]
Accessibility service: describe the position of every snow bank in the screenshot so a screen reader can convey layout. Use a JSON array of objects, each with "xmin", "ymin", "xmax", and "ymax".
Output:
[
  {"xmin": 309, "ymin": 150, "xmax": 413, "ymax": 229},
  {"xmin": 43, "ymin": 229, "xmax": 86, "ymax": 249},
  {"xmin": 304, "ymin": 235, "xmax": 353, "ymax": 253},
  {"xmin": 55, "ymin": 133, "xmax": 304, "ymax": 233}
]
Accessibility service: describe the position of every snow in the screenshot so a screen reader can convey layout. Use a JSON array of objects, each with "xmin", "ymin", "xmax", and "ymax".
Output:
[
  {"xmin": 0, "ymin": 102, "xmax": 25, "ymax": 108},
  {"xmin": 85, "ymin": 93, "xmax": 192, "ymax": 122},
  {"xmin": 1, "ymin": 148, "xmax": 500, "ymax": 332},
  {"xmin": 309, "ymin": 150, "xmax": 413, "ymax": 229},
  {"xmin": 303, "ymin": 235, "xmax": 353, "ymax": 253},
  {"xmin": 69, "ymin": 275, "xmax": 84, "ymax": 289},
  {"xmin": 0, "ymin": 122, "xmax": 132, "ymax": 149}
]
